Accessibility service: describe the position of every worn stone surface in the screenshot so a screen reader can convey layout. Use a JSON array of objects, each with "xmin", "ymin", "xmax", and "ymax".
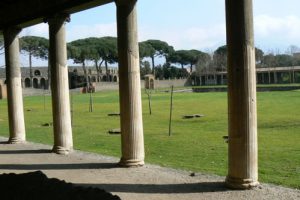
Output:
[
  {"xmin": 116, "ymin": 0, "xmax": 144, "ymax": 166},
  {"xmin": 48, "ymin": 15, "xmax": 73, "ymax": 154},
  {"xmin": 0, "ymin": 137, "xmax": 299, "ymax": 200},
  {"xmin": 3, "ymin": 27, "xmax": 26, "ymax": 144},
  {"xmin": 226, "ymin": 0, "xmax": 258, "ymax": 188}
]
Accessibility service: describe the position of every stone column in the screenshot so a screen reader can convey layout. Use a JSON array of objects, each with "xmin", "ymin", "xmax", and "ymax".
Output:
[
  {"xmin": 274, "ymin": 72, "xmax": 277, "ymax": 84},
  {"xmin": 225, "ymin": 0, "xmax": 259, "ymax": 189},
  {"xmin": 293, "ymin": 71, "xmax": 295, "ymax": 83},
  {"xmin": 48, "ymin": 14, "xmax": 73, "ymax": 154},
  {"xmin": 290, "ymin": 71, "xmax": 295, "ymax": 83},
  {"xmin": 4, "ymin": 27, "xmax": 26, "ymax": 144},
  {"xmin": 116, "ymin": 0, "xmax": 144, "ymax": 166},
  {"xmin": 221, "ymin": 74, "xmax": 224, "ymax": 85}
]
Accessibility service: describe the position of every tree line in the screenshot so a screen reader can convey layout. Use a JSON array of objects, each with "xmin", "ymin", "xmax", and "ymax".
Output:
[{"xmin": 1, "ymin": 34, "xmax": 300, "ymax": 80}]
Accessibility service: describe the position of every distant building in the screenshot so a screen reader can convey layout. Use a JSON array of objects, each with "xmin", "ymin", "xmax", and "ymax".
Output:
[
  {"xmin": 0, "ymin": 66, "xmax": 119, "ymax": 89},
  {"xmin": 191, "ymin": 66, "xmax": 300, "ymax": 86}
]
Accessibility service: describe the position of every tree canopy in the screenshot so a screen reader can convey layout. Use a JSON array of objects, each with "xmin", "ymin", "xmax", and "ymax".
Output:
[
  {"xmin": 19, "ymin": 36, "xmax": 49, "ymax": 78},
  {"xmin": 143, "ymin": 39, "xmax": 174, "ymax": 72},
  {"xmin": 4, "ymin": 34, "xmax": 300, "ymax": 81},
  {"xmin": 67, "ymin": 37, "xmax": 118, "ymax": 82},
  {"xmin": 213, "ymin": 45, "xmax": 264, "ymax": 70},
  {"xmin": 139, "ymin": 41, "xmax": 155, "ymax": 60}
]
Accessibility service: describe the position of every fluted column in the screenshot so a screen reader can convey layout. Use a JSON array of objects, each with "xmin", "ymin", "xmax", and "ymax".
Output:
[
  {"xmin": 116, "ymin": 0, "xmax": 145, "ymax": 166},
  {"xmin": 4, "ymin": 27, "xmax": 26, "ymax": 144},
  {"xmin": 48, "ymin": 14, "xmax": 73, "ymax": 154},
  {"xmin": 225, "ymin": 0, "xmax": 259, "ymax": 189}
]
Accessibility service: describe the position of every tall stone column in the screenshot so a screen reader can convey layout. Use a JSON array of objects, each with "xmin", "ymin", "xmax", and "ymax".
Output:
[
  {"xmin": 116, "ymin": 0, "xmax": 144, "ymax": 166},
  {"xmin": 4, "ymin": 27, "xmax": 26, "ymax": 144},
  {"xmin": 48, "ymin": 14, "xmax": 73, "ymax": 154},
  {"xmin": 225, "ymin": 0, "xmax": 259, "ymax": 189}
]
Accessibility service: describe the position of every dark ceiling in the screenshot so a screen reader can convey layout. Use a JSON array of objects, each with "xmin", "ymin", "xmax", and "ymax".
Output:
[{"xmin": 0, "ymin": 0, "xmax": 113, "ymax": 31}]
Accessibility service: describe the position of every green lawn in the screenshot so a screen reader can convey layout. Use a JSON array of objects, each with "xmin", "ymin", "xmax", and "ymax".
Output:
[{"xmin": 0, "ymin": 89, "xmax": 299, "ymax": 189}]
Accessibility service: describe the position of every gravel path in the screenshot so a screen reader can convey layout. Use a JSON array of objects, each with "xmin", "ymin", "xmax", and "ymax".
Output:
[{"xmin": 0, "ymin": 137, "xmax": 299, "ymax": 200}]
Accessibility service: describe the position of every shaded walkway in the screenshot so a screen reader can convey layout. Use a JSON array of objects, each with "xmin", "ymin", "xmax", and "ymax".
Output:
[{"xmin": 0, "ymin": 137, "xmax": 299, "ymax": 200}]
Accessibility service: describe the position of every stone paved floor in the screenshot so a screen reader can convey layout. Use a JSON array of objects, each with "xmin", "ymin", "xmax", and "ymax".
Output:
[{"xmin": 0, "ymin": 137, "xmax": 299, "ymax": 200}]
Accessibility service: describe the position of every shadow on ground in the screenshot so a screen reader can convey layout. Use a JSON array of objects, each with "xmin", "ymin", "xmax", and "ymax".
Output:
[
  {"xmin": 0, "ymin": 163, "xmax": 118, "ymax": 170},
  {"xmin": 0, "ymin": 171, "xmax": 121, "ymax": 200},
  {"xmin": 78, "ymin": 182, "xmax": 229, "ymax": 194},
  {"xmin": 0, "ymin": 149, "xmax": 52, "ymax": 154}
]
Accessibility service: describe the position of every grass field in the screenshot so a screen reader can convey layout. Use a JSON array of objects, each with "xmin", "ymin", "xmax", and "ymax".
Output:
[{"xmin": 0, "ymin": 89, "xmax": 299, "ymax": 189}]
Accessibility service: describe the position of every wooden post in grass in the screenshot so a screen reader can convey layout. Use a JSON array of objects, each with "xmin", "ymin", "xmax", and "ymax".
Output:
[
  {"xmin": 168, "ymin": 85, "xmax": 174, "ymax": 136},
  {"xmin": 70, "ymin": 92, "xmax": 73, "ymax": 127},
  {"xmin": 43, "ymin": 89, "xmax": 46, "ymax": 111},
  {"xmin": 225, "ymin": 0, "xmax": 259, "ymax": 189},
  {"xmin": 89, "ymin": 91, "xmax": 93, "ymax": 112},
  {"xmin": 145, "ymin": 89, "xmax": 152, "ymax": 115}
]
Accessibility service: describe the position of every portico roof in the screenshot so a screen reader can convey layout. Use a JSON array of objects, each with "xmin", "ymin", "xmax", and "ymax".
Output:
[{"xmin": 0, "ymin": 0, "xmax": 114, "ymax": 30}]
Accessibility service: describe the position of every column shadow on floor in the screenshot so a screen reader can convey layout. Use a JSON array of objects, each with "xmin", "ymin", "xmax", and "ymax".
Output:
[
  {"xmin": 77, "ymin": 182, "xmax": 229, "ymax": 193},
  {"xmin": 0, "ymin": 149, "xmax": 52, "ymax": 154},
  {"xmin": 0, "ymin": 163, "xmax": 118, "ymax": 170}
]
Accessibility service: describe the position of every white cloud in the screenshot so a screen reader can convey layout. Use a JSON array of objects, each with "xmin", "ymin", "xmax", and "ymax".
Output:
[
  {"xmin": 139, "ymin": 24, "xmax": 226, "ymax": 51},
  {"xmin": 254, "ymin": 15, "xmax": 300, "ymax": 44},
  {"xmin": 18, "ymin": 22, "xmax": 117, "ymax": 42},
  {"xmin": 20, "ymin": 23, "xmax": 49, "ymax": 38}
]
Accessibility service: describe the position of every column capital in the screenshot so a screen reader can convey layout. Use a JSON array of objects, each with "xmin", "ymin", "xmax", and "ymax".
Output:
[
  {"xmin": 3, "ymin": 26, "xmax": 22, "ymax": 39},
  {"xmin": 44, "ymin": 13, "xmax": 70, "ymax": 25},
  {"xmin": 115, "ymin": 0, "xmax": 137, "ymax": 6}
]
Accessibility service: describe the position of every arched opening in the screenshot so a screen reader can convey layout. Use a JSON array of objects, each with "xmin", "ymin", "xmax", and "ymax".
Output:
[
  {"xmin": 91, "ymin": 76, "xmax": 96, "ymax": 82},
  {"xmin": 102, "ymin": 75, "xmax": 107, "ymax": 82},
  {"xmin": 150, "ymin": 79, "xmax": 154, "ymax": 89},
  {"xmin": 40, "ymin": 78, "xmax": 46, "ymax": 89},
  {"xmin": 113, "ymin": 76, "xmax": 118, "ymax": 82},
  {"xmin": 33, "ymin": 78, "xmax": 39, "ymax": 88},
  {"xmin": 25, "ymin": 78, "xmax": 31, "ymax": 88},
  {"xmin": 34, "ymin": 70, "xmax": 41, "ymax": 76}
]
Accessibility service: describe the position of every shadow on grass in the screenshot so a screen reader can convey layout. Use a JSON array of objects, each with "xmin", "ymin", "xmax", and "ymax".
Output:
[
  {"xmin": 77, "ymin": 182, "xmax": 228, "ymax": 193},
  {"xmin": 0, "ymin": 163, "xmax": 118, "ymax": 170}
]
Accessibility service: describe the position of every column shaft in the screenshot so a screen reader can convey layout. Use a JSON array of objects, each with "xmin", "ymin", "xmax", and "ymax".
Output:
[
  {"xmin": 48, "ymin": 15, "xmax": 73, "ymax": 154},
  {"xmin": 225, "ymin": 0, "xmax": 259, "ymax": 189},
  {"xmin": 4, "ymin": 27, "xmax": 26, "ymax": 144},
  {"xmin": 274, "ymin": 72, "xmax": 277, "ymax": 84},
  {"xmin": 116, "ymin": 0, "xmax": 145, "ymax": 166}
]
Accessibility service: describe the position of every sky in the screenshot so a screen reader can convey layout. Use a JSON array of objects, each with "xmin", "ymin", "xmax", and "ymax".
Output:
[{"xmin": 2, "ymin": 0, "xmax": 300, "ymax": 67}]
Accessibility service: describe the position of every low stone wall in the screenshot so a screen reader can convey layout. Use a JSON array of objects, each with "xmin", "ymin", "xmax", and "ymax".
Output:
[
  {"xmin": 150, "ymin": 78, "xmax": 190, "ymax": 88},
  {"xmin": 93, "ymin": 79, "xmax": 189, "ymax": 91},
  {"xmin": 14, "ymin": 79, "xmax": 190, "ymax": 96},
  {"xmin": 192, "ymin": 86, "xmax": 300, "ymax": 93}
]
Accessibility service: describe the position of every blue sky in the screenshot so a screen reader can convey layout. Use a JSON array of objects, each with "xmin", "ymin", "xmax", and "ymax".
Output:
[{"xmin": 3, "ymin": 0, "xmax": 300, "ymax": 66}]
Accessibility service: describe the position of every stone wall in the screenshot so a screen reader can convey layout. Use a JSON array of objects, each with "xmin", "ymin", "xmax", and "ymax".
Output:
[{"xmin": 94, "ymin": 78, "xmax": 190, "ymax": 91}]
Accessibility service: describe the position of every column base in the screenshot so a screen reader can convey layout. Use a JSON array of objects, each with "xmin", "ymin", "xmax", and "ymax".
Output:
[
  {"xmin": 225, "ymin": 176, "xmax": 259, "ymax": 189},
  {"xmin": 118, "ymin": 158, "xmax": 144, "ymax": 167},
  {"xmin": 52, "ymin": 145, "xmax": 72, "ymax": 155},
  {"xmin": 8, "ymin": 137, "xmax": 25, "ymax": 144}
]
